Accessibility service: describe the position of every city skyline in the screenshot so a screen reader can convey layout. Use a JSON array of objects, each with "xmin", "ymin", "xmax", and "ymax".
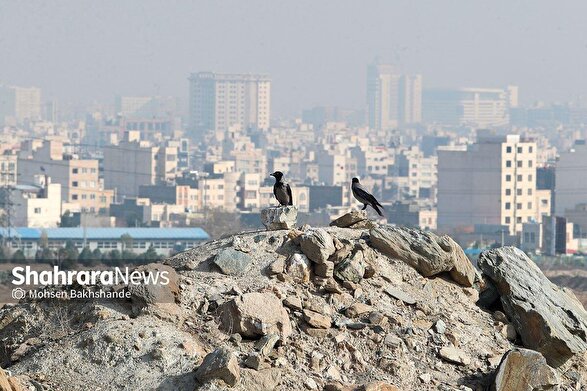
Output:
[{"xmin": 2, "ymin": 1, "xmax": 587, "ymax": 116}]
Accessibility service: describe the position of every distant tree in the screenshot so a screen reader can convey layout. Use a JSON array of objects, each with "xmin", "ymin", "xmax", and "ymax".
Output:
[
  {"xmin": 64, "ymin": 240, "xmax": 79, "ymax": 260},
  {"xmin": 120, "ymin": 234, "xmax": 133, "ymax": 251},
  {"xmin": 37, "ymin": 247, "xmax": 56, "ymax": 264},
  {"xmin": 195, "ymin": 209, "xmax": 243, "ymax": 240},
  {"xmin": 78, "ymin": 247, "xmax": 95, "ymax": 266},
  {"xmin": 39, "ymin": 230, "xmax": 49, "ymax": 249},
  {"xmin": 11, "ymin": 249, "xmax": 25, "ymax": 263},
  {"xmin": 92, "ymin": 248, "xmax": 103, "ymax": 264},
  {"xmin": 0, "ymin": 246, "xmax": 10, "ymax": 263},
  {"xmin": 137, "ymin": 246, "xmax": 160, "ymax": 265},
  {"xmin": 106, "ymin": 249, "xmax": 123, "ymax": 266},
  {"xmin": 121, "ymin": 250, "xmax": 136, "ymax": 264}
]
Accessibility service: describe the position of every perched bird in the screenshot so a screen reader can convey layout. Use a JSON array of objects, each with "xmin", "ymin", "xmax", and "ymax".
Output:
[
  {"xmin": 351, "ymin": 177, "xmax": 384, "ymax": 216},
  {"xmin": 270, "ymin": 171, "xmax": 293, "ymax": 206}
]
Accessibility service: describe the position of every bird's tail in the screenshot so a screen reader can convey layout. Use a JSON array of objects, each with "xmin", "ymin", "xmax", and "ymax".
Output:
[{"xmin": 372, "ymin": 203, "xmax": 384, "ymax": 217}]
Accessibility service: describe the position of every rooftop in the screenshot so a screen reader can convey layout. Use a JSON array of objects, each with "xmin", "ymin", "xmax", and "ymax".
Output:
[{"xmin": 0, "ymin": 227, "xmax": 210, "ymax": 241}]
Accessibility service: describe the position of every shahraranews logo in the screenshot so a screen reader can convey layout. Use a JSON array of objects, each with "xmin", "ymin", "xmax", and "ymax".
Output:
[{"xmin": 12, "ymin": 266, "xmax": 170, "ymax": 287}]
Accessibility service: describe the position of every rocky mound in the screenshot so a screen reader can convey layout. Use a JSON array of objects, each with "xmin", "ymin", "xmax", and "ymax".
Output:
[{"xmin": 0, "ymin": 212, "xmax": 586, "ymax": 390}]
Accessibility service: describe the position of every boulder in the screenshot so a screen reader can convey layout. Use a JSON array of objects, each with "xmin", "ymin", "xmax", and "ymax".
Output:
[
  {"xmin": 213, "ymin": 248, "xmax": 252, "ymax": 276},
  {"xmin": 330, "ymin": 211, "xmax": 368, "ymax": 228},
  {"xmin": 127, "ymin": 263, "xmax": 180, "ymax": 315},
  {"xmin": 220, "ymin": 292, "xmax": 292, "ymax": 339},
  {"xmin": 299, "ymin": 228, "xmax": 336, "ymax": 264},
  {"xmin": 369, "ymin": 226, "xmax": 475, "ymax": 287},
  {"xmin": 285, "ymin": 253, "xmax": 312, "ymax": 283},
  {"xmin": 478, "ymin": 247, "xmax": 587, "ymax": 367},
  {"xmin": 334, "ymin": 250, "xmax": 365, "ymax": 284},
  {"xmin": 195, "ymin": 347, "xmax": 240, "ymax": 387},
  {"xmin": 492, "ymin": 348, "xmax": 559, "ymax": 391},
  {"xmin": 261, "ymin": 206, "xmax": 298, "ymax": 230}
]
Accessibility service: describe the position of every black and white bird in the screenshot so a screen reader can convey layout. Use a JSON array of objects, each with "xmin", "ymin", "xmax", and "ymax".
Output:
[
  {"xmin": 270, "ymin": 171, "xmax": 293, "ymax": 206},
  {"xmin": 351, "ymin": 177, "xmax": 384, "ymax": 216}
]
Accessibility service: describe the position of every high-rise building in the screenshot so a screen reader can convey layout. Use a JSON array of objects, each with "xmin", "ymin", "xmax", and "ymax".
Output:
[
  {"xmin": 423, "ymin": 86, "xmax": 517, "ymax": 126},
  {"xmin": 366, "ymin": 63, "xmax": 422, "ymax": 129},
  {"xmin": 555, "ymin": 140, "xmax": 587, "ymax": 215},
  {"xmin": 189, "ymin": 72, "xmax": 271, "ymax": 137},
  {"xmin": 0, "ymin": 85, "xmax": 41, "ymax": 125},
  {"xmin": 438, "ymin": 133, "xmax": 545, "ymax": 235}
]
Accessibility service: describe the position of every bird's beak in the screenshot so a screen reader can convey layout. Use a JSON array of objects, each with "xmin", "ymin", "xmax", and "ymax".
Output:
[{"xmin": 269, "ymin": 173, "xmax": 275, "ymax": 177}]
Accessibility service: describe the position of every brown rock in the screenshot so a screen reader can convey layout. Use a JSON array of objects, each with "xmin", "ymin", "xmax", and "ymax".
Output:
[
  {"xmin": 315, "ymin": 261, "xmax": 334, "ymax": 278},
  {"xmin": 438, "ymin": 347, "xmax": 470, "ymax": 366},
  {"xmin": 303, "ymin": 309, "xmax": 331, "ymax": 329},
  {"xmin": 299, "ymin": 228, "xmax": 336, "ymax": 263},
  {"xmin": 330, "ymin": 210, "xmax": 368, "ymax": 228},
  {"xmin": 285, "ymin": 253, "xmax": 312, "ymax": 283},
  {"xmin": 492, "ymin": 348, "xmax": 559, "ymax": 391},
  {"xmin": 369, "ymin": 226, "xmax": 475, "ymax": 287},
  {"xmin": 359, "ymin": 382, "xmax": 400, "ymax": 391},
  {"xmin": 283, "ymin": 296, "xmax": 303, "ymax": 311},
  {"xmin": 195, "ymin": 347, "xmax": 240, "ymax": 387},
  {"xmin": 345, "ymin": 303, "xmax": 373, "ymax": 318},
  {"xmin": 220, "ymin": 292, "xmax": 292, "ymax": 339}
]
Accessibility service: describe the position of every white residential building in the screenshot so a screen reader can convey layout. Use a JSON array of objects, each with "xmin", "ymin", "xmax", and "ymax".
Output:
[
  {"xmin": 189, "ymin": 72, "xmax": 271, "ymax": 137},
  {"xmin": 367, "ymin": 63, "xmax": 422, "ymax": 129},
  {"xmin": 438, "ymin": 133, "xmax": 539, "ymax": 235}
]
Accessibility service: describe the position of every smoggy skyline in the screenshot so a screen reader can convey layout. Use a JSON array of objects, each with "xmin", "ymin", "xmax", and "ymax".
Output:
[{"xmin": 2, "ymin": 0, "xmax": 587, "ymax": 116}]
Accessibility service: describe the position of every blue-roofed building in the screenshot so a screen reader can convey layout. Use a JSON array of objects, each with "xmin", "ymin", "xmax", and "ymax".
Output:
[{"xmin": 0, "ymin": 227, "xmax": 209, "ymax": 258}]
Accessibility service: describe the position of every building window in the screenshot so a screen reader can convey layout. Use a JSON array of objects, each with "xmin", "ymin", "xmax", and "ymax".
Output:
[
  {"xmin": 506, "ymin": 146, "xmax": 512, "ymax": 153},
  {"xmin": 72, "ymin": 168, "xmax": 78, "ymax": 174},
  {"xmin": 528, "ymin": 202, "xmax": 532, "ymax": 209},
  {"xmin": 505, "ymin": 217, "xmax": 511, "ymax": 224},
  {"xmin": 506, "ymin": 175, "xmax": 512, "ymax": 182},
  {"xmin": 72, "ymin": 194, "xmax": 78, "ymax": 200},
  {"xmin": 517, "ymin": 175, "xmax": 523, "ymax": 182},
  {"xmin": 517, "ymin": 217, "xmax": 522, "ymax": 223},
  {"xmin": 517, "ymin": 203, "xmax": 522, "ymax": 210},
  {"xmin": 505, "ymin": 202, "xmax": 511, "ymax": 210},
  {"xmin": 34, "ymin": 207, "xmax": 41, "ymax": 214},
  {"xmin": 528, "ymin": 175, "xmax": 533, "ymax": 181},
  {"xmin": 517, "ymin": 189, "xmax": 522, "ymax": 196},
  {"xmin": 72, "ymin": 181, "xmax": 78, "ymax": 187},
  {"xmin": 517, "ymin": 161, "xmax": 523, "ymax": 168},
  {"xmin": 505, "ymin": 189, "xmax": 511, "ymax": 196},
  {"xmin": 517, "ymin": 147, "xmax": 523, "ymax": 153},
  {"xmin": 529, "ymin": 146, "xmax": 533, "ymax": 153},
  {"xmin": 506, "ymin": 160, "xmax": 512, "ymax": 168},
  {"xmin": 528, "ymin": 189, "xmax": 533, "ymax": 196},
  {"xmin": 528, "ymin": 160, "xmax": 533, "ymax": 168}
]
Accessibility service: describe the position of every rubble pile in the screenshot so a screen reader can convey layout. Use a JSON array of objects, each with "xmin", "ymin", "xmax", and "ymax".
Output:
[{"xmin": 0, "ymin": 209, "xmax": 586, "ymax": 390}]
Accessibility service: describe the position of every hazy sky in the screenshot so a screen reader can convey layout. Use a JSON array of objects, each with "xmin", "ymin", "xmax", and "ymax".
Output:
[{"xmin": 1, "ymin": 1, "xmax": 587, "ymax": 116}]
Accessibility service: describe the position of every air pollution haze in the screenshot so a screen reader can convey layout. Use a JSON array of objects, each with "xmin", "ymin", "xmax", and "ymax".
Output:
[
  {"xmin": 1, "ymin": 1, "xmax": 587, "ymax": 115},
  {"xmin": 2, "ymin": 2, "xmax": 587, "ymax": 391}
]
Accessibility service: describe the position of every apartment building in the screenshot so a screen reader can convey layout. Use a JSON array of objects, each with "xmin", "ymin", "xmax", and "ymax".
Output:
[
  {"xmin": 17, "ymin": 140, "xmax": 114, "ymax": 213},
  {"xmin": 189, "ymin": 72, "xmax": 271, "ymax": 137},
  {"xmin": 103, "ymin": 131, "xmax": 178, "ymax": 199},
  {"xmin": 0, "ymin": 85, "xmax": 41, "ymax": 125},
  {"xmin": 555, "ymin": 140, "xmax": 587, "ymax": 215},
  {"xmin": 366, "ymin": 63, "xmax": 422, "ymax": 129},
  {"xmin": 438, "ymin": 133, "xmax": 539, "ymax": 234},
  {"xmin": 7, "ymin": 176, "xmax": 61, "ymax": 228},
  {"xmin": 423, "ymin": 86, "xmax": 517, "ymax": 127}
]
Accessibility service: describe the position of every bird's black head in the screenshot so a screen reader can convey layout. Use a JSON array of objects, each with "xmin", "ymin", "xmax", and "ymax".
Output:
[
  {"xmin": 352, "ymin": 177, "xmax": 359, "ymax": 184},
  {"xmin": 270, "ymin": 171, "xmax": 284, "ymax": 181}
]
